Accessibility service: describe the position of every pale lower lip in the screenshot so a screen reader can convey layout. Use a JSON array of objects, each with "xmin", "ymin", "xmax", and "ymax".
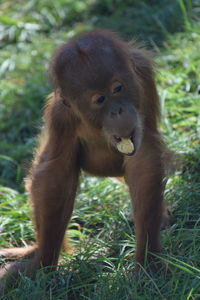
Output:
[{"xmin": 116, "ymin": 140, "xmax": 135, "ymax": 156}]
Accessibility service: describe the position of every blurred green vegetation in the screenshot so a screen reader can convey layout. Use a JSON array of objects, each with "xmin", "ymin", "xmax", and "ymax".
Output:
[
  {"xmin": 0, "ymin": 0, "xmax": 199, "ymax": 188},
  {"xmin": 0, "ymin": 0, "xmax": 199, "ymax": 187}
]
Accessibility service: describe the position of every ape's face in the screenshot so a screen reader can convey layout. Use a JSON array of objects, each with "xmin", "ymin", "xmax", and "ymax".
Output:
[{"xmin": 53, "ymin": 32, "xmax": 145, "ymax": 155}]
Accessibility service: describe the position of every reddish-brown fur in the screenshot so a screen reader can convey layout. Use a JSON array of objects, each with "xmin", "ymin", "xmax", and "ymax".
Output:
[{"xmin": 0, "ymin": 29, "xmax": 168, "ymax": 285}]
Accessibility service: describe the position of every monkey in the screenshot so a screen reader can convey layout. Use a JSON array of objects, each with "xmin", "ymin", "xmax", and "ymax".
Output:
[{"xmin": 0, "ymin": 29, "xmax": 169, "ymax": 286}]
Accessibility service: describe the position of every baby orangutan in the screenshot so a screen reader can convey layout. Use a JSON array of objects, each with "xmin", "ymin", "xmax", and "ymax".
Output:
[{"xmin": 0, "ymin": 29, "xmax": 168, "ymax": 285}]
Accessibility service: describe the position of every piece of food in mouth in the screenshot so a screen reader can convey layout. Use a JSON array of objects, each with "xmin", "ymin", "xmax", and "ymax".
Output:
[{"xmin": 116, "ymin": 138, "xmax": 134, "ymax": 155}]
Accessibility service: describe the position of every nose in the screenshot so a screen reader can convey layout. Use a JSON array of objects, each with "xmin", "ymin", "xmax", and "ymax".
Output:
[{"xmin": 110, "ymin": 106, "xmax": 123, "ymax": 117}]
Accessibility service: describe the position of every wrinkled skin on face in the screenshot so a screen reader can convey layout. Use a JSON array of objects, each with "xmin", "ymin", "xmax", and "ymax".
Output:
[{"xmin": 52, "ymin": 31, "xmax": 145, "ymax": 156}]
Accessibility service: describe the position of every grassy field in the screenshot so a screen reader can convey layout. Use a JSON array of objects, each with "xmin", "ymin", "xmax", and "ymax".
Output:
[{"xmin": 0, "ymin": 1, "xmax": 200, "ymax": 299}]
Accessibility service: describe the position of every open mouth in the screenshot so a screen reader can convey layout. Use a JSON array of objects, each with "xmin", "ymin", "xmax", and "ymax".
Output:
[{"xmin": 113, "ymin": 132, "xmax": 135, "ymax": 156}]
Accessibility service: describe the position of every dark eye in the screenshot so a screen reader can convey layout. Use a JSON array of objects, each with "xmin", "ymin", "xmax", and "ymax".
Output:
[
  {"xmin": 111, "ymin": 81, "xmax": 123, "ymax": 94},
  {"xmin": 113, "ymin": 85, "xmax": 122, "ymax": 93},
  {"xmin": 91, "ymin": 94, "xmax": 106, "ymax": 105}
]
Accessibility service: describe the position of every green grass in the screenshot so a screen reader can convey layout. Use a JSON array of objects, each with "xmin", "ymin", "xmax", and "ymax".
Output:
[{"xmin": 1, "ymin": 27, "xmax": 200, "ymax": 298}]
